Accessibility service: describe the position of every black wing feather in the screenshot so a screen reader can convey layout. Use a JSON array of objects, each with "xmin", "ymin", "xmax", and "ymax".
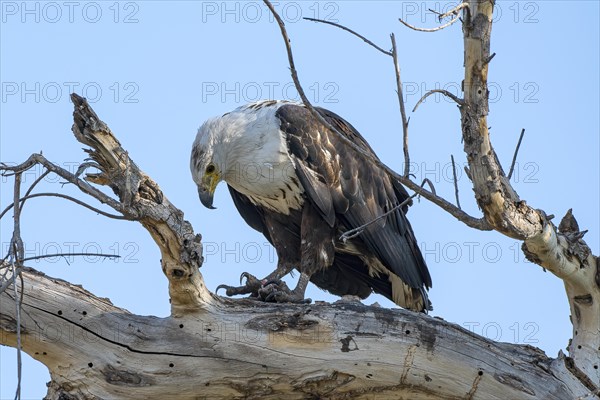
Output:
[{"xmin": 293, "ymin": 161, "xmax": 335, "ymax": 227}]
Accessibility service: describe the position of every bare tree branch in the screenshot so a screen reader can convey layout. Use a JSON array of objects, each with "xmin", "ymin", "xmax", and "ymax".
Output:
[
  {"xmin": 1, "ymin": 95, "xmax": 210, "ymax": 312},
  {"xmin": 1, "ymin": 155, "xmax": 128, "ymax": 217},
  {"xmin": 485, "ymin": 52, "xmax": 497, "ymax": 65},
  {"xmin": 412, "ymin": 89, "xmax": 464, "ymax": 112},
  {"xmin": 451, "ymin": 154, "xmax": 461, "ymax": 209},
  {"xmin": 262, "ymin": 0, "xmax": 490, "ymax": 231},
  {"xmin": 21, "ymin": 253, "xmax": 120, "ymax": 263},
  {"xmin": 0, "ymin": 270, "xmax": 17, "ymax": 294},
  {"xmin": 398, "ymin": 16, "xmax": 461, "ymax": 32},
  {"xmin": 420, "ymin": 178, "xmax": 436, "ymax": 196},
  {"xmin": 0, "ymin": 192, "xmax": 129, "ymax": 221},
  {"xmin": 340, "ymin": 192, "xmax": 418, "ymax": 242},
  {"xmin": 303, "ymin": 17, "xmax": 392, "ymax": 56},
  {"xmin": 301, "ymin": 15, "xmax": 415, "ymax": 182},
  {"xmin": 8, "ymin": 173, "xmax": 23, "ymax": 400},
  {"xmin": 390, "ymin": 33, "xmax": 411, "ymax": 177},
  {"xmin": 20, "ymin": 169, "xmax": 50, "ymax": 206},
  {"xmin": 301, "ymin": 12, "xmax": 412, "ymax": 182},
  {"xmin": 399, "ymin": 2, "xmax": 468, "ymax": 32},
  {"xmin": 10, "ymin": 173, "xmax": 24, "ymax": 266},
  {"xmin": 340, "ymin": 173, "xmax": 448, "ymax": 242},
  {"xmin": 10, "ymin": 260, "xmax": 22, "ymax": 400},
  {"xmin": 508, "ymin": 128, "xmax": 526, "ymax": 181}
]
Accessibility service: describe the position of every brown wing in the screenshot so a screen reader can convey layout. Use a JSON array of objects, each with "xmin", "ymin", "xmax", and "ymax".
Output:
[{"xmin": 276, "ymin": 104, "xmax": 431, "ymax": 308}]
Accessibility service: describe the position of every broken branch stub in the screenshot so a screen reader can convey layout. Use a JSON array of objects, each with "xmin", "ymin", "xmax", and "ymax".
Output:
[{"xmin": 70, "ymin": 93, "xmax": 211, "ymax": 313}]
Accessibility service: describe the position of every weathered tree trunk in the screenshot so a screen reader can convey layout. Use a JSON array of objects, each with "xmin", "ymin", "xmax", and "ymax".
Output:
[
  {"xmin": 0, "ymin": 267, "xmax": 593, "ymax": 399},
  {"xmin": 460, "ymin": 0, "xmax": 599, "ymax": 386},
  {"xmin": 1, "ymin": 0, "xmax": 598, "ymax": 398}
]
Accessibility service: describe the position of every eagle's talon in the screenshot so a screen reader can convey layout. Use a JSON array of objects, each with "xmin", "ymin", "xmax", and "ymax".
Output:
[
  {"xmin": 215, "ymin": 284, "xmax": 249, "ymax": 297},
  {"xmin": 239, "ymin": 272, "xmax": 259, "ymax": 285},
  {"xmin": 215, "ymin": 284, "xmax": 233, "ymax": 296},
  {"xmin": 217, "ymin": 272, "xmax": 266, "ymax": 298}
]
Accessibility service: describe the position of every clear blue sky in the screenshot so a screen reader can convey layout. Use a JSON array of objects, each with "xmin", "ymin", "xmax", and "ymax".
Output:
[{"xmin": 1, "ymin": 1, "xmax": 598, "ymax": 398}]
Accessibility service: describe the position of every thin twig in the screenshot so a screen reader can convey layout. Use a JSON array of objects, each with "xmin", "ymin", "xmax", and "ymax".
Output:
[
  {"xmin": 0, "ymin": 254, "xmax": 10, "ymax": 270},
  {"xmin": 21, "ymin": 253, "xmax": 121, "ymax": 263},
  {"xmin": 428, "ymin": 7, "xmax": 465, "ymax": 22},
  {"xmin": 428, "ymin": 8, "xmax": 443, "ymax": 18},
  {"xmin": 11, "ymin": 261, "xmax": 22, "ymax": 400},
  {"xmin": 399, "ymin": 2, "xmax": 468, "ymax": 32},
  {"xmin": 22, "ymin": 169, "xmax": 50, "ymax": 199},
  {"xmin": 451, "ymin": 155, "xmax": 461, "ymax": 209},
  {"xmin": 421, "ymin": 178, "xmax": 437, "ymax": 196},
  {"xmin": 484, "ymin": 52, "xmax": 496, "ymax": 65},
  {"xmin": 437, "ymin": 4, "xmax": 469, "ymax": 20},
  {"xmin": 390, "ymin": 33, "xmax": 411, "ymax": 178},
  {"xmin": 263, "ymin": 1, "xmax": 325, "ymax": 117},
  {"xmin": 1, "ymin": 168, "xmax": 48, "ymax": 219},
  {"xmin": 399, "ymin": 13, "xmax": 461, "ymax": 32},
  {"xmin": 413, "ymin": 89, "xmax": 464, "ymax": 112},
  {"xmin": 75, "ymin": 161, "xmax": 101, "ymax": 177},
  {"xmin": 11, "ymin": 174, "xmax": 24, "ymax": 264},
  {"xmin": 340, "ymin": 192, "xmax": 418, "ymax": 242},
  {"xmin": 263, "ymin": 0, "xmax": 491, "ymax": 231},
  {"xmin": 0, "ymin": 193, "xmax": 128, "ymax": 221},
  {"xmin": 0, "ymin": 272, "xmax": 17, "ymax": 294},
  {"xmin": 10, "ymin": 173, "xmax": 23, "ymax": 400},
  {"xmin": 508, "ymin": 128, "xmax": 525, "ymax": 180},
  {"xmin": 0, "ymin": 259, "xmax": 21, "ymax": 296},
  {"xmin": 303, "ymin": 17, "xmax": 392, "ymax": 56},
  {"xmin": 1, "ymin": 154, "xmax": 132, "ymax": 218}
]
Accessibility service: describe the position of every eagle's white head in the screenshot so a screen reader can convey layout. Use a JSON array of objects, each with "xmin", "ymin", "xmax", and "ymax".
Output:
[
  {"xmin": 190, "ymin": 114, "xmax": 239, "ymax": 209},
  {"xmin": 190, "ymin": 101, "xmax": 302, "ymax": 212}
]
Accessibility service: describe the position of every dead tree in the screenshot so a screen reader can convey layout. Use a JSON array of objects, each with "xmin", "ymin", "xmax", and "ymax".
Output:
[{"xmin": 1, "ymin": 1, "xmax": 598, "ymax": 398}]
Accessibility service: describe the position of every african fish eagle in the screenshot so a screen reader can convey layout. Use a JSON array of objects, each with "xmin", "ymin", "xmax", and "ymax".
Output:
[{"xmin": 190, "ymin": 100, "xmax": 432, "ymax": 311}]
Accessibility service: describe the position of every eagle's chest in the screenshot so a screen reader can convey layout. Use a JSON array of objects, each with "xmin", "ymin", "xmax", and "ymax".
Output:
[{"xmin": 226, "ymin": 153, "xmax": 305, "ymax": 214}]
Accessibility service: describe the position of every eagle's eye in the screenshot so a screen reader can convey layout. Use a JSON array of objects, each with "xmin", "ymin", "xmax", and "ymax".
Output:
[{"xmin": 205, "ymin": 164, "xmax": 216, "ymax": 174}]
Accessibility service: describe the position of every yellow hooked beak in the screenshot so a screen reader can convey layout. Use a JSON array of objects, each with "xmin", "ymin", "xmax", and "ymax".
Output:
[{"xmin": 198, "ymin": 170, "xmax": 220, "ymax": 209}]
